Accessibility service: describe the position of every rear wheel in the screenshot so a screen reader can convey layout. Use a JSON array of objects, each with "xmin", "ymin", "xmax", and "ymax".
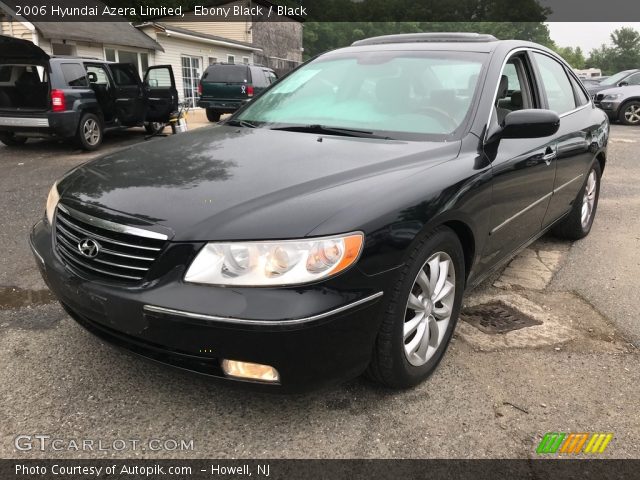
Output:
[
  {"xmin": 552, "ymin": 162, "xmax": 601, "ymax": 240},
  {"xmin": 0, "ymin": 133, "xmax": 28, "ymax": 146},
  {"xmin": 206, "ymin": 109, "xmax": 221, "ymax": 122},
  {"xmin": 367, "ymin": 227, "xmax": 465, "ymax": 388},
  {"xmin": 619, "ymin": 100, "xmax": 640, "ymax": 126},
  {"xmin": 144, "ymin": 122, "xmax": 165, "ymax": 134},
  {"xmin": 76, "ymin": 113, "xmax": 103, "ymax": 151}
]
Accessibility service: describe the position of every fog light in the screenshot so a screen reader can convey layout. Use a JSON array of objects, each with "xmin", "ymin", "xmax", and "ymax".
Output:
[{"xmin": 221, "ymin": 360, "xmax": 280, "ymax": 383}]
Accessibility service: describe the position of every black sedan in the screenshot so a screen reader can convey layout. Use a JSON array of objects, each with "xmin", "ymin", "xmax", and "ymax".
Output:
[{"xmin": 30, "ymin": 33, "xmax": 608, "ymax": 392}]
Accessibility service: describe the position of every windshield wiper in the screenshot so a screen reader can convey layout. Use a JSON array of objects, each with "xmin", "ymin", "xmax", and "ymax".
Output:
[
  {"xmin": 271, "ymin": 124, "xmax": 391, "ymax": 139},
  {"xmin": 225, "ymin": 119, "xmax": 258, "ymax": 128}
]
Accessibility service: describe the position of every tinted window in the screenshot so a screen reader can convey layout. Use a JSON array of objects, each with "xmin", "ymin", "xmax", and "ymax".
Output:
[
  {"xmin": 0, "ymin": 66, "xmax": 11, "ymax": 82},
  {"xmin": 533, "ymin": 53, "xmax": 576, "ymax": 114},
  {"xmin": 626, "ymin": 72, "xmax": 640, "ymax": 86},
  {"xmin": 568, "ymin": 74, "xmax": 590, "ymax": 106},
  {"xmin": 61, "ymin": 63, "xmax": 88, "ymax": 87},
  {"xmin": 110, "ymin": 65, "xmax": 139, "ymax": 86},
  {"xmin": 202, "ymin": 65, "xmax": 250, "ymax": 84},
  {"xmin": 237, "ymin": 51, "xmax": 487, "ymax": 139}
]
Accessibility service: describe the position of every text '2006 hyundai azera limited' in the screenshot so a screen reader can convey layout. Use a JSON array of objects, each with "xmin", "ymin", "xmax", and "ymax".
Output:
[{"xmin": 31, "ymin": 33, "xmax": 608, "ymax": 392}]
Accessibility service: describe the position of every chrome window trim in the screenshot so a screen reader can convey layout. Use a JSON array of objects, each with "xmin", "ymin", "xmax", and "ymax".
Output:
[
  {"xmin": 483, "ymin": 47, "xmax": 590, "ymax": 143},
  {"xmin": 58, "ymin": 204, "xmax": 168, "ymax": 241},
  {"xmin": 143, "ymin": 291, "xmax": 384, "ymax": 326}
]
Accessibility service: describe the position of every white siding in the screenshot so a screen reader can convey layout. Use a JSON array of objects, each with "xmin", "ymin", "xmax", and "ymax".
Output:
[
  {"xmin": 141, "ymin": 27, "xmax": 254, "ymax": 104},
  {"xmin": 160, "ymin": 19, "xmax": 252, "ymax": 44},
  {"xmin": 0, "ymin": 18, "xmax": 32, "ymax": 40}
]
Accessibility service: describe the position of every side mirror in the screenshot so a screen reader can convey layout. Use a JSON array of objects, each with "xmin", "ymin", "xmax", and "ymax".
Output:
[
  {"xmin": 87, "ymin": 72, "xmax": 97, "ymax": 83},
  {"xmin": 618, "ymin": 81, "xmax": 629, "ymax": 87},
  {"xmin": 499, "ymin": 109, "xmax": 560, "ymax": 139}
]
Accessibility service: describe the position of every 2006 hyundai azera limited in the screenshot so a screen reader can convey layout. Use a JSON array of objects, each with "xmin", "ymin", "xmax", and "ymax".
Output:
[{"xmin": 31, "ymin": 33, "xmax": 608, "ymax": 391}]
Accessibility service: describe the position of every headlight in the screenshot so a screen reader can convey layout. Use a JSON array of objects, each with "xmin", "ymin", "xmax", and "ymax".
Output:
[
  {"xmin": 45, "ymin": 181, "xmax": 60, "ymax": 224},
  {"xmin": 603, "ymin": 94, "xmax": 622, "ymax": 100},
  {"xmin": 185, "ymin": 233, "xmax": 364, "ymax": 286}
]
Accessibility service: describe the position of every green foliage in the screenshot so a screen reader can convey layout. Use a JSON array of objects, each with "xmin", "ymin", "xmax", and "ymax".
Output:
[
  {"xmin": 303, "ymin": 22, "xmax": 554, "ymax": 59},
  {"xmin": 585, "ymin": 27, "xmax": 640, "ymax": 75},
  {"xmin": 552, "ymin": 46, "xmax": 586, "ymax": 69}
]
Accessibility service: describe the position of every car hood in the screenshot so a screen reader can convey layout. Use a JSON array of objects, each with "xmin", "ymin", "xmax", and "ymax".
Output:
[
  {"xmin": 595, "ymin": 85, "xmax": 640, "ymax": 97},
  {"xmin": 59, "ymin": 125, "xmax": 460, "ymax": 241}
]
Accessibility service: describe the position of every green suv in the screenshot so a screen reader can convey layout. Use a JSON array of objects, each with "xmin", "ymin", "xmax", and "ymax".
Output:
[{"xmin": 198, "ymin": 63, "xmax": 277, "ymax": 122}]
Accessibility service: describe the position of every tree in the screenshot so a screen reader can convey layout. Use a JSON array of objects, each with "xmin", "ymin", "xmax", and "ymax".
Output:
[
  {"xmin": 586, "ymin": 27, "xmax": 640, "ymax": 74},
  {"xmin": 553, "ymin": 46, "xmax": 586, "ymax": 69}
]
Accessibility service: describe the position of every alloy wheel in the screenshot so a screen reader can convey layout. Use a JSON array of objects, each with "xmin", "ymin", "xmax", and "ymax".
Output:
[
  {"xmin": 624, "ymin": 104, "xmax": 640, "ymax": 124},
  {"xmin": 83, "ymin": 119, "xmax": 100, "ymax": 145},
  {"xmin": 581, "ymin": 170, "xmax": 597, "ymax": 228},
  {"xmin": 403, "ymin": 251, "xmax": 456, "ymax": 367}
]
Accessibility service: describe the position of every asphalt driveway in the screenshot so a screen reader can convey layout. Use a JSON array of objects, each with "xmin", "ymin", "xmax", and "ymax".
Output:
[{"xmin": 0, "ymin": 124, "xmax": 638, "ymax": 459}]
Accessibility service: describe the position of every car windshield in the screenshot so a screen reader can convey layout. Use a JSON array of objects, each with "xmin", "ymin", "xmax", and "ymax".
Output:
[
  {"xmin": 600, "ymin": 70, "xmax": 634, "ymax": 86},
  {"xmin": 235, "ymin": 50, "xmax": 487, "ymax": 140}
]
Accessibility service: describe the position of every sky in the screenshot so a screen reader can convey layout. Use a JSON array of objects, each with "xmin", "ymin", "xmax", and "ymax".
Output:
[{"xmin": 546, "ymin": 23, "xmax": 640, "ymax": 54}]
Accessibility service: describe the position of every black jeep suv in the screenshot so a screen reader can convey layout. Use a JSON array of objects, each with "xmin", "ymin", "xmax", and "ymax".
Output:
[{"xmin": 0, "ymin": 35, "xmax": 178, "ymax": 150}]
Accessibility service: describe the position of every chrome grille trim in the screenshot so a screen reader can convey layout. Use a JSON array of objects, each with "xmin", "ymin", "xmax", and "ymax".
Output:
[
  {"xmin": 54, "ymin": 204, "xmax": 166, "ymax": 284},
  {"xmin": 58, "ymin": 204, "xmax": 168, "ymax": 240}
]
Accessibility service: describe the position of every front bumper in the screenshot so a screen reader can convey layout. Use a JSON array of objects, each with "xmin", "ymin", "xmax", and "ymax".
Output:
[
  {"xmin": 30, "ymin": 220, "xmax": 388, "ymax": 392},
  {"xmin": 594, "ymin": 101, "xmax": 621, "ymax": 120},
  {"xmin": 198, "ymin": 99, "xmax": 247, "ymax": 112}
]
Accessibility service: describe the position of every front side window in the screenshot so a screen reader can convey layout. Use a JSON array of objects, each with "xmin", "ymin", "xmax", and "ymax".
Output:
[
  {"xmin": 533, "ymin": 53, "xmax": 576, "ymax": 114},
  {"xmin": 599, "ymin": 70, "xmax": 634, "ymax": 86},
  {"xmin": 626, "ymin": 72, "xmax": 640, "ymax": 86},
  {"xmin": 236, "ymin": 51, "xmax": 487, "ymax": 139}
]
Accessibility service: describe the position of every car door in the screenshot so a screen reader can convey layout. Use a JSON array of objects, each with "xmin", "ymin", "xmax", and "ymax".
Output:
[
  {"xmin": 143, "ymin": 65, "xmax": 178, "ymax": 123},
  {"xmin": 481, "ymin": 52, "xmax": 558, "ymax": 265},
  {"xmin": 109, "ymin": 62, "xmax": 147, "ymax": 125},
  {"xmin": 531, "ymin": 52, "xmax": 596, "ymax": 227}
]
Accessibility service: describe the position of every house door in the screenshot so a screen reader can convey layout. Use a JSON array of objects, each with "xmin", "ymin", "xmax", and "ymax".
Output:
[{"xmin": 181, "ymin": 55, "xmax": 201, "ymax": 108}]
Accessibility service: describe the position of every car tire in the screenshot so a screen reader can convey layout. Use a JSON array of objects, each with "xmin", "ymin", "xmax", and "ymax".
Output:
[
  {"xmin": 0, "ymin": 133, "xmax": 28, "ymax": 146},
  {"xmin": 144, "ymin": 122, "xmax": 165, "ymax": 134},
  {"xmin": 367, "ymin": 227, "xmax": 465, "ymax": 388},
  {"xmin": 618, "ymin": 100, "xmax": 640, "ymax": 126},
  {"xmin": 76, "ymin": 113, "xmax": 103, "ymax": 151},
  {"xmin": 206, "ymin": 109, "xmax": 221, "ymax": 122},
  {"xmin": 552, "ymin": 161, "xmax": 601, "ymax": 241}
]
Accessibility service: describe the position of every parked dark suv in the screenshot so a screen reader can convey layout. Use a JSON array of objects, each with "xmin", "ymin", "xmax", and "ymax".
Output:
[
  {"xmin": 0, "ymin": 35, "xmax": 177, "ymax": 150},
  {"xmin": 198, "ymin": 63, "xmax": 276, "ymax": 122}
]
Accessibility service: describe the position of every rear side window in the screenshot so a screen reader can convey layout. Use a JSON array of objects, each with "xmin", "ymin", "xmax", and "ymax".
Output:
[
  {"xmin": 0, "ymin": 66, "xmax": 12, "ymax": 82},
  {"xmin": 533, "ymin": 53, "xmax": 577, "ymax": 114},
  {"xmin": 568, "ymin": 74, "xmax": 590, "ymax": 106},
  {"xmin": 61, "ymin": 63, "xmax": 88, "ymax": 87},
  {"xmin": 202, "ymin": 65, "xmax": 250, "ymax": 84}
]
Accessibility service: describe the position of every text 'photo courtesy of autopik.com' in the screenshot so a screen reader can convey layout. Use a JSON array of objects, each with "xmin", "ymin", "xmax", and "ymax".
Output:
[{"xmin": 1, "ymin": 0, "xmax": 640, "ymax": 478}]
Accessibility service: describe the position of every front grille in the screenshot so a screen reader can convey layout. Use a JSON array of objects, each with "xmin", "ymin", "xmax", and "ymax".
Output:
[{"xmin": 54, "ymin": 204, "xmax": 167, "ymax": 284}]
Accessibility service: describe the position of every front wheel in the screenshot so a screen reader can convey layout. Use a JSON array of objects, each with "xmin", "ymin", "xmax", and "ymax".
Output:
[
  {"xmin": 0, "ymin": 133, "xmax": 28, "ymax": 146},
  {"xmin": 367, "ymin": 227, "xmax": 465, "ymax": 388},
  {"xmin": 619, "ymin": 101, "xmax": 640, "ymax": 126},
  {"xmin": 552, "ymin": 162, "xmax": 601, "ymax": 240},
  {"xmin": 76, "ymin": 113, "xmax": 103, "ymax": 151},
  {"xmin": 206, "ymin": 109, "xmax": 221, "ymax": 122}
]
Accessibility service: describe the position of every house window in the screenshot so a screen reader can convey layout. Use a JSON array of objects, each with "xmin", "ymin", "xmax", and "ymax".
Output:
[
  {"xmin": 227, "ymin": 54, "xmax": 235, "ymax": 64},
  {"xmin": 242, "ymin": 56, "xmax": 250, "ymax": 65},
  {"xmin": 104, "ymin": 48, "xmax": 149, "ymax": 77},
  {"xmin": 105, "ymin": 48, "xmax": 116, "ymax": 62},
  {"xmin": 208, "ymin": 57, "xmax": 217, "ymax": 65},
  {"xmin": 51, "ymin": 43, "xmax": 76, "ymax": 56}
]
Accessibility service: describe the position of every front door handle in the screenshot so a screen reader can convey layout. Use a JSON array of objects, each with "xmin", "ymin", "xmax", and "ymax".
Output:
[{"xmin": 542, "ymin": 146, "xmax": 557, "ymax": 165}]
